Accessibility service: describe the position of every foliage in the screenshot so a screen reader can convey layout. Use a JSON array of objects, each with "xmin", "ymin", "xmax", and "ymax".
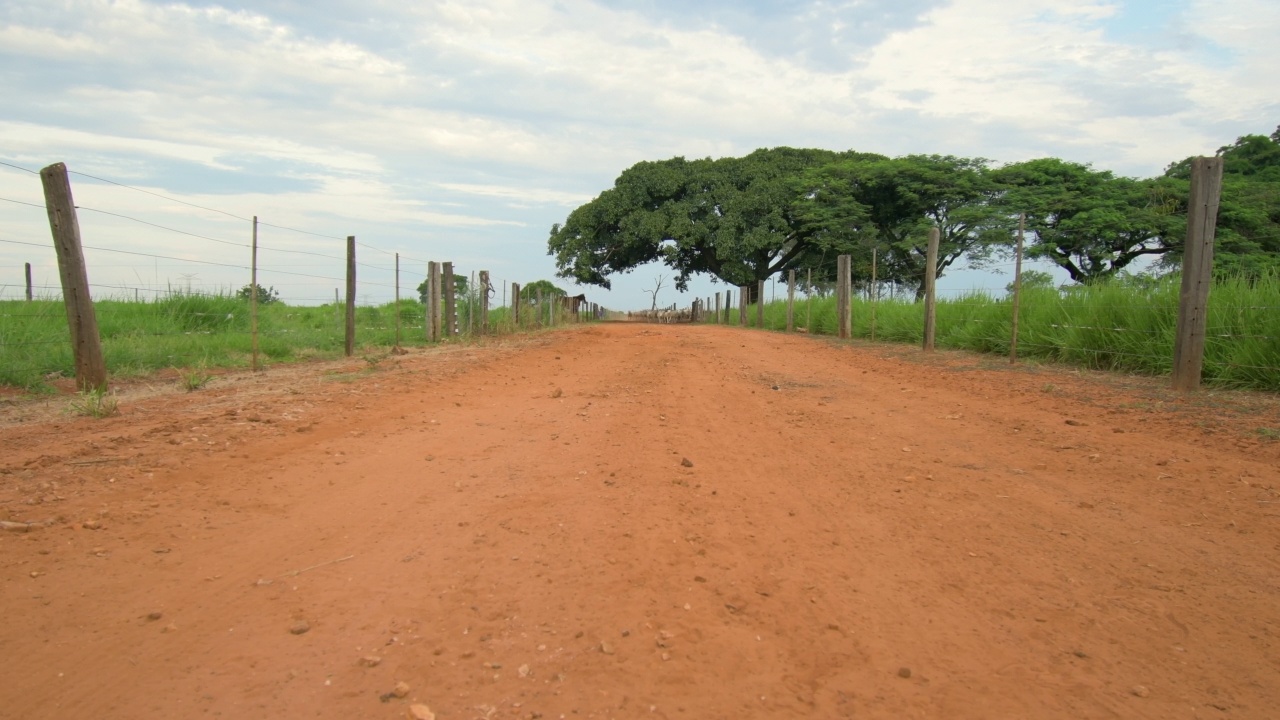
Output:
[
  {"xmin": 416, "ymin": 274, "xmax": 469, "ymax": 304},
  {"xmin": 733, "ymin": 271, "xmax": 1280, "ymax": 391},
  {"xmin": 179, "ymin": 365, "xmax": 212, "ymax": 391},
  {"xmin": 1006, "ymin": 269, "xmax": 1056, "ymax": 295},
  {"xmin": 519, "ymin": 279, "xmax": 567, "ymax": 304},
  {"xmin": 69, "ymin": 387, "xmax": 119, "ymax": 418},
  {"xmin": 237, "ymin": 283, "xmax": 280, "ymax": 304}
]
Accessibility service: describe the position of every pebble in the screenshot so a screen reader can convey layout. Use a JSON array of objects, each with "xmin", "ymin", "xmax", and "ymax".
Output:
[
  {"xmin": 681, "ymin": 458, "xmax": 693, "ymax": 468},
  {"xmin": 600, "ymin": 641, "xmax": 615, "ymax": 655},
  {"xmin": 289, "ymin": 620, "xmax": 311, "ymax": 635},
  {"xmin": 82, "ymin": 520, "xmax": 101, "ymax": 530},
  {"xmin": 898, "ymin": 667, "xmax": 912, "ymax": 679},
  {"xmin": 518, "ymin": 664, "xmax": 531, "ymax": 678},
  {"xmin": 146, "ymin": 611, "xmax": 163, "ymax": 621},
  {"xmin": 1131, "ymin": 685, "xmax": 1149, "ymax": 698},
  {"xmin": 162, "ymin": 623, "xmax": 178, "ymax": 633},
  {"xmin": 358, "ymin": 655, "xmax": 382, "ymax": 667},
  {"xmin": 392, "ymin": 681, "xmax": 411, "ymax": 698},
  {"xmin": 406, "ymin": 704, "xmax": 435, "ymax": 720},
  {"xmin": 551, "ymin": 388, "xmax": 563, "ymax": 398}
]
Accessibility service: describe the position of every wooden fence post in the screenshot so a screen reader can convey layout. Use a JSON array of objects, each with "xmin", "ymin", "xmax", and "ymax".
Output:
[
  {"xmin": 394, "ymin": 253, "xmax": 402, "ymax": 348},
  {"xmin": 837, "ymin": 254, "xmax": 851, "ymax": 339},
  {"xmin": 251, "ymin": 216, "xmax": 260, "ymax": 371},
  {"xmin": 738, "ymin": 286, "xmax": 747, "ymax": 326},
  {"xmin": 922, "ymin": 227, "xmax": 939, "ymax": 352},
  {"xmin": 537, "ymin": 289, "xmax": 544, "ymax": 327},
  {"xmin": 25, "ymin": 262, "xmax": 33, "ymax": 301},
  {"xmin": 757, "ymin": 279, "xmax": 765, "ymax": 328},
  {"xmin": 714, "ymin": 292, "xmax": 721, "ymax": 324},
  {"xmin": 806, "ymin": 268, "xmax": 812, "ymax": 332},
  {"xmin": 479, "ymin": 271, "xmax": 490, "ymax": 334},
  {"xmin": 870, "ymin": 249, "xmax": 877, "ymax": 342},
  {"xmin": 786, "ymin": 269, "xmax": 795, "ymax": 332},
  {"xmin": 443, "ymin": 261, "xmax": 455, "ymax": 338},
  {"xmin": 1009, "ymin": 215, "xmax": 1024, "ymax": 363},
  {"xmin": 345, "ymin": 236, "xmax": 356, "ymax": 357},
  {"xmin": 427, "ymin": 261, "xmax": 440, "ymax": 342},
  {"xmin": 512, "ymin": 283, "xmax": 521, "ymax": 326},
  {"xmin": 1172, "ymin": 156, "xmax": 1225, "ymax": 391},
  {"xmin": 40, "ymin": 162, "xmax": 107, "ymax": 391}
]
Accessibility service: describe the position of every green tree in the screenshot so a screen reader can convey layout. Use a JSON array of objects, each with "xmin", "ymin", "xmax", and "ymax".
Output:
[
  {"xmin": 548, "ymin": 147, "xmax": 855, "ymax": 301},
  {"xmin": 994, "ymin": 158, "xmax": 1180, "ymax": 283},
  {"xmin": 416, "ymin": 274, "xmax": 468, "ymax": 304},
  {"xmin": 1005, "ymin": 269, "xmax": 1056, "ymax": 295},
  {"xmin": 797, "ymin": 154, "xmax": 1011, "ymax": 298},
  {"xmin": 1163, "ymin": 131, "xmax": 1280, "ymax": 279},
  {"xmin": 519, "ymin": 279, "xmax": 567, "ymax": 304},
  {"xmin": 237, "ymin": 283, "xmax": 280, "ymax": 304}
]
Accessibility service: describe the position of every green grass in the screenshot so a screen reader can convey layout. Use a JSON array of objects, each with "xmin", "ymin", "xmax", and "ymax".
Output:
[
  {"xmin": 0, "ymin": 292, "xmax": 594, "ymax": 390},
  {"xmin": 720, "ymin": 272, "xmax": 1280, "ymax": 392}
]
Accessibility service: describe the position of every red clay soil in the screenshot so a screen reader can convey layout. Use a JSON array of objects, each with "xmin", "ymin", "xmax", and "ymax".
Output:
[{"xmin": 2, "ymin": 322, "xmax": 1279, "ymax": 720}]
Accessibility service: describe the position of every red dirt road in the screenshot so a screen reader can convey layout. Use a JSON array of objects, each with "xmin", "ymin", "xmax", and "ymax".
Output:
[{"xmin": 2, "ymin": 323, "xmax": 1279, "ymax": 719}]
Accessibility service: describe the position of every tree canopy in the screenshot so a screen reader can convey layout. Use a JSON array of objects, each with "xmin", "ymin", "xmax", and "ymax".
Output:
[{"xmin": 548, "ymin": 126, "xmax": 1280, "ymax": 293}]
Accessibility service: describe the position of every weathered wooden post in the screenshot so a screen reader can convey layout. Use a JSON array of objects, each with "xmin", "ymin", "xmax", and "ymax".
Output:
[
  {"xmin": 40, "ymin": 162, "xmax": 106, "ymax": 390},
  {"xmin": 427, "ymin": 261, "xmax": 441, "ymax": 342},
  {"xmin": 443, "ymin": 261, "xmax": 456, "ymax": 338},
  {"xmin": 786, "ymin": 269, "xmax": 795, "ymax": 332},
  {"xmin": 837, "ymin": 254, "xmax": 851, "ymax": 339},
  {"xmin": 345, "ymin": 236, "xmax": 356, "ymax": 356},
  {"xmin": 922, "ymin": 227, "xmax": 939, "ymax": 352},
  {"xmin": 394, "ymin": 253, "xmax": 402, "ymax": 348},
  {"xmin": 251, "ymin": 216, "xmax": 260, "ymax": 370},
  {"xmin": 738, "ymin": 286, "xmax": 747, "ymax": 326},
  {"xmin": 24, "ymin": 262, "xmax": 33, "ymax": 301},
  {"xmin": 479, "ymin": 270, "xmax": 490, "ymax": 335},
  {"xmin": 1009, "ymin": 215, "xmax": 1024, "ymax": 363},
  {"xmin": 512, "ymin": 283, "xmax": 521, "ymax": 326},
  {"xmin": 870, "ymin": 249, "xmax": 877, "ymax": 342},
  {"xmin": 756, "ymin": 279, "xmax": 765, "ymax": 328},
  {"xmin": 1172, "ymin": 156, "xmax": 1225, "ymax": 391},
  {"xmin": 714, "ymin": 292, "xmax": 721, "ymax": 324}
]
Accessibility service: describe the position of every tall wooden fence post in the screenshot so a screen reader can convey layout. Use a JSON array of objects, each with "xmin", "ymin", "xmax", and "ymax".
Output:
[
  {"xmin": 738, "ymin": 287, "xmax": 747, "ymax": 326},
  {"xmin": 786, "ymin": 269, "xmax": 795, "ymax": 332},
  {"xmin": 922, "ymin": 227, "xmax": 939, "ymax": 352},
  {"xmin": 426, "ymin": 261, "xmax": 439, "ymax": 342},
  {"xmin": 806, "ymin": 268, "xmax": 812, "ymax": 332},
  {"xmin": 714, "ymin": 292, "xmax": 721, "ymax": 324},
  {"xmin": 443, "ymin": 261, "xmax": 456, "ymax": 338},
  {"xmin": 479, "ymin": 271, "xmax": 490, "ymax": 335},
  {"xmin": 1172, "ymin": 156, "xmax": 1225, "ymax": 391},
  {"xmin": 394, "ymin": 253, "xmax": 401, "ymax": 348},
  {"xmin": 40, "ymin": 162, "xmax": 107, "ymax": 391},
  {"xmin": 870, "ymin": 249, "xmax": 878, "ymax": 342},
  {"xmin": 512, "ymin": 283, "xmax": 521, "ymax": 326},
  {"xmin": 251, "ymin": 216, "xmax": 260, "ymax": 371},
  {"xmin": 837, "ymin": 254, "xmax": 851, "ymax": 339},
  {"xmin": 1009, "ymin": 214, "xmax": 1024, "ymax": 363},
  {"xmin": 345, "ymin": 236, "xmax": 356, "ymax": 357},
  {"xmin": 756, "ymin": 279, "xmax": 765, "ymax": 328},
  {"xmin": 25, "ymin": 262, "xmax": 33, "ymax": 301}
]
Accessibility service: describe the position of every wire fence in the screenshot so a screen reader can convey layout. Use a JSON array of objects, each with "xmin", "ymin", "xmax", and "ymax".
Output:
[
  {"xmin": 691, "ymin": 271, "xmax": 1280, "ymax": 392},
  {"xmin": 0, "ymin": 161, "xmax": 603, "ymax": 389}
]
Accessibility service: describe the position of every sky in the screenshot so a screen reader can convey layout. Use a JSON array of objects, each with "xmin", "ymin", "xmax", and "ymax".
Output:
[{"xmin": 1, "ymin": 0, "xmax": 1277, "ymax": 310}]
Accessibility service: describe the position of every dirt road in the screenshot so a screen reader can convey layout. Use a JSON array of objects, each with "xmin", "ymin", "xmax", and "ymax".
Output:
[{"xmin": 2, "ymin": 323, "xmax": 1278, "ymax": 719}]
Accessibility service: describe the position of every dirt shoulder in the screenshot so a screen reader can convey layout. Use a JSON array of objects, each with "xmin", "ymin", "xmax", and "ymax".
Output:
[{"xmin": 2, "ymin": 323, "xmax": 1278, "ymax": 719}]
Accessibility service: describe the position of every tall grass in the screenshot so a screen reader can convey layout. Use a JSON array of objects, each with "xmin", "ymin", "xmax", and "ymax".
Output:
[
  {"xmin": 0, "ymin": 291, "xmax": 592, "ymax": 390},
  {"xmin": 733, "ymin": 272, "xmax": 1280, "ymax": 392}
]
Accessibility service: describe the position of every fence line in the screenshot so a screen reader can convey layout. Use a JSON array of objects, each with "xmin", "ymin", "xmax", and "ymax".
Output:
[{"xmin": 0, "ymin": 161, "xmax": 607, "ymax": 389}]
